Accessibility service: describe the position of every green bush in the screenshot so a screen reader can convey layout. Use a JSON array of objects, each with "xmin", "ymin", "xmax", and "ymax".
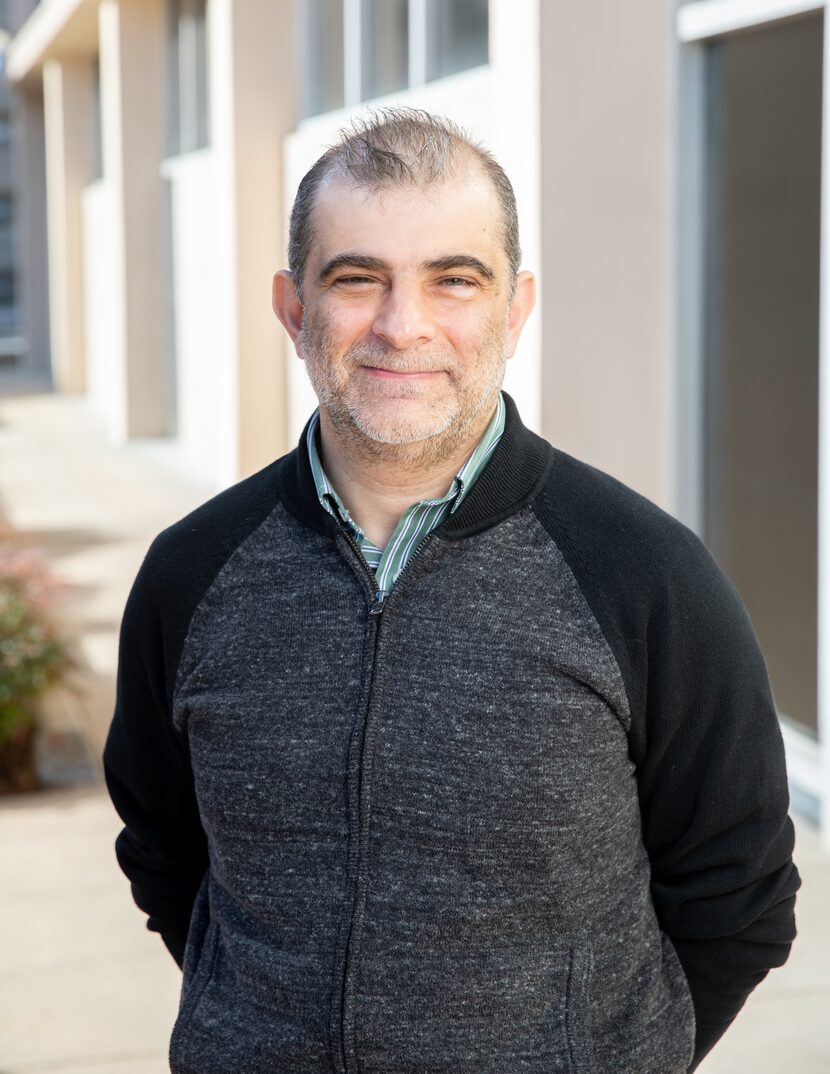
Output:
[{"xmin": 0, "ymin": 539, "xmax": 72, "ymax": 745}]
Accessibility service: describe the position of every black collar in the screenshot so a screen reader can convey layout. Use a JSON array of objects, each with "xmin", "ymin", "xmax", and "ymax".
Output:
[{"xmin": 278, "ymin": 392, "xmax": 553, "ymax": 540}]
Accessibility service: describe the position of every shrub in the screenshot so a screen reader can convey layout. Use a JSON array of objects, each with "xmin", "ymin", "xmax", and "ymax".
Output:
[{"xmin": 0, "ymin": 525, "xmax": 73, "ymax": 789}]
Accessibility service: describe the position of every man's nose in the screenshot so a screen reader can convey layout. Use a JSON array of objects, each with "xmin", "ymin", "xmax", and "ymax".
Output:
[{"xmin": 371, "ymin": 283, "xmax": 435, "ymax": 350}]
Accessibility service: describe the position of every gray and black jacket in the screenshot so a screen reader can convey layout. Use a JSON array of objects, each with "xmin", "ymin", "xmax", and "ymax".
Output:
[{"xmin": 103, "ymin": 394, "xmax": 799, "ymax": 1074}]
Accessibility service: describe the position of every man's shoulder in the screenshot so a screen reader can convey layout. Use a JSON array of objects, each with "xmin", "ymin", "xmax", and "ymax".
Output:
[
  {"xmin": 114, "ymin": 450, "xmax": 302, "ymax": 706},
  {"xmin": 136, "ymin": 451, "xmax": 292, "ymax": 602},
  {"xmin": 533, "ymin": 444, "xmax": 762, "ymax": 736},
  {"xmin": 538, "ymin": 445, "xmax": 705, "ymax": 554},
  {"xmin": 534, "ymin": 444, "xmax": 721, "ymax": 596}
]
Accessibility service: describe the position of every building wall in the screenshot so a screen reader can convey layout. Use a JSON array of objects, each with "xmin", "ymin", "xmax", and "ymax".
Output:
[{"xmin": 539, "ymin": 0, "xmax": 675, "ymax": 512}]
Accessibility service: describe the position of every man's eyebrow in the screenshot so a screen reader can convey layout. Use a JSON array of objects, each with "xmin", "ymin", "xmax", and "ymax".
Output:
[
  {"xmin": 318, "ymin": 254, "xmax": 391, "ymax": 281},
  {"xmin": 422, "ymin": 255, "xmax": 495, "ymax": 280}
]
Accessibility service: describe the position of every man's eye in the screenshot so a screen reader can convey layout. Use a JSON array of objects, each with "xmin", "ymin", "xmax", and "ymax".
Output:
[
  {"xmin": 335, "ymin": 275, "xmax": 375, "ymax": 287},
  {"xmin": 439, "ymin": 277, "xmax": 476, "ymax": 289}
]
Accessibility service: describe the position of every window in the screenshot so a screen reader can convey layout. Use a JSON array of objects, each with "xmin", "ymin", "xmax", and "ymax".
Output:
[
  {"xmin": 0, "ymin": 269, "xmax": 14, "ymax": 307},
  {"xmin": 167, "ymin": 0, "xmax": 209, "ymax": 154},
  {"xmin": 300, "ymin": 0, "xmax": 346, "ymax": 117},
  {"xmin": 362, "ymin": 0, "xmax": 409, "ymax": 100},
  {"xmin": 0, "ymin": 192, "xmax": 13, "ymax": 229},
  {"xmin": 425, "ymin": 0, "xmax": 488, "ymax": 82},
  {"xmin": 300, "ymin": 0, "xmax": 489, "ymax": 119}
]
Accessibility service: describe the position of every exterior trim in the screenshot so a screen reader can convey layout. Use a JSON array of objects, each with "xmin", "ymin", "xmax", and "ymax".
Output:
[{"xmin": 677, "ymin": 0, "xmax": 824, "ymax": 43}]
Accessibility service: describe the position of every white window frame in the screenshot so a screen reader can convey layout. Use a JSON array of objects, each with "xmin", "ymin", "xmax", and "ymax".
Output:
[
  {"xmin": 674, "ymin": 0, "xmax": 830, "ymax": 849},
  {"xmin": 678, "ymin": 0, "xmax": 823, "ymax": 41},
  {"xmin": 343, "ymin": 0, "xmax": 362, "ymax": 106},
  {"xmin": 408, "ymin": 0, "xmax": 428, "ymax": 88}
]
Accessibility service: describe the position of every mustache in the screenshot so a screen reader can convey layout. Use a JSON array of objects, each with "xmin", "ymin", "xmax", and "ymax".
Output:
[{"xmin": 345, "ymin": 343, "xmax": 456, "ymax": 375}]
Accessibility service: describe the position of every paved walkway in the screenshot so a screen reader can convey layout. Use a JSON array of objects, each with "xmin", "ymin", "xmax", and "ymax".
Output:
[
  {"xmin": 0, "ymin": 386, "xmax": 828, "ymax": 1072},
  {"xmin": 0, "ymin": 384, "xmax": 210, "ymax": 1073}
]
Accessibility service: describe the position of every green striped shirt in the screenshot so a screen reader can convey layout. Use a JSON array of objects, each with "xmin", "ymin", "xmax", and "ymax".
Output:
[{"xmin": 307, "ymin": 393, "xmax": 505, "ymax": 600}]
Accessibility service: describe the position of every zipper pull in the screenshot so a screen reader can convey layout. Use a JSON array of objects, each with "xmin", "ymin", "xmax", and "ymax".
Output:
[{"xmin": 369, "ymin": 590, "xmax": 386, "ymax": 615}]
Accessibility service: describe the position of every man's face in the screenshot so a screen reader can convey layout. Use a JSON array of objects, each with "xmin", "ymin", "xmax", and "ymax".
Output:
[{"xmin": 275, "ymin": 168, "xmax": 535, "ymax": 458}]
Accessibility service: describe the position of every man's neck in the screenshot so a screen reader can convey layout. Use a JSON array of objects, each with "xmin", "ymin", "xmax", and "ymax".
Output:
[{"xmin": 317, "ymin": 404, "xmax": 497, "ymax": 549}]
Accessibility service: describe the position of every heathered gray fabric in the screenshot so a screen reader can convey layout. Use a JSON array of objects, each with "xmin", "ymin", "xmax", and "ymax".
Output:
[{"xmin": 169, "ymin": 501, "xmax": 695, "ymax": 1074}]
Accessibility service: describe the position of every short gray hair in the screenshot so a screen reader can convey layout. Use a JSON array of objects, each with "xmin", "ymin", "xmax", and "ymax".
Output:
[{"xmin": 288, "ymin": 107, "xmax": 521, "ymax": 300}]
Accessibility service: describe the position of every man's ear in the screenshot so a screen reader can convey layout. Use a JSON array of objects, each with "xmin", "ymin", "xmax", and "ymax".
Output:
[
  {"xmin": 505, "ymin": 270, "xmax": 536, "ymax": 359},
  {"xmin": 272, "ymin": 270, "xmax": 304, "ymax": 356}
]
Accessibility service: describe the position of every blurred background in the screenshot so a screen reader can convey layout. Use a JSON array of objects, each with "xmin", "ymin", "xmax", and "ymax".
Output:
[{"xmin": 0, "ymin": 0, "xmax": 828, "ymax": 1071}]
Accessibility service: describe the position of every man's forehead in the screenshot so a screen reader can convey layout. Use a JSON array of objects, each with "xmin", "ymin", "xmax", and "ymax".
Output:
[{"xmin": 306, "ymin": 169, "xmax": 505, "ymax": 269}]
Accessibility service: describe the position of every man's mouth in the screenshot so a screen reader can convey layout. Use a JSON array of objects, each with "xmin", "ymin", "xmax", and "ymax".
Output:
[{"xmin": 360, "ymin": 366, "xmax": 444, "ymax": 380}]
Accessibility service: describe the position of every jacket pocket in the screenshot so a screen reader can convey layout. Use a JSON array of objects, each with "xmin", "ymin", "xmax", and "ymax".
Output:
[
  {"xmin": 557, "ymin": 943, "xmax": 598, "ymax": 1074},
  {"xmin": 357, "ymin": 938, "xmax": 598, "ymax": 1074},
  {"xmin": 170, "ymin": 916, "xmax": 220, "ymax": 1054},
  {"xmin": 657, "ymin": 931, "xmax": 697, "ymax": 1068},
  {"xmin": 179, "ymin": 870, "xmax": 210, "ymax": 999}
]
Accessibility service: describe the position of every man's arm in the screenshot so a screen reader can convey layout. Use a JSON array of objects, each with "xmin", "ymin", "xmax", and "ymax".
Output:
[
  {"xmin": 632, "ymin": 537, "xmax": 799, "ymax": 1070},
  {"xmin": 103, "ymin": 540, "xmax": 209, "ymax": 967},
  {"xmin": 534, "ymin": 452, "xmax": 800, "ymax": 1070},
  {"xmin": 103, "ymin": 458, "xmax": 287, "ymax": 964}
]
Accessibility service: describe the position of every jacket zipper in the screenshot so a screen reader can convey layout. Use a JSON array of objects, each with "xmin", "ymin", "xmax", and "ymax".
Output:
[{"xmin": 336, "ymin": 530, "xmax": 436, "ymax": 1074}]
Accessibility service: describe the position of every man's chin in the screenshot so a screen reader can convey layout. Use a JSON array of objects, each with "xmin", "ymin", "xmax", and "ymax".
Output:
[
  {"xmin": 350, "ymin": 419, "xmax": 455, "ymax": 447},
  {"xmin": 345, "ymin": 401, "xmax": 458, "ymax": 446}
]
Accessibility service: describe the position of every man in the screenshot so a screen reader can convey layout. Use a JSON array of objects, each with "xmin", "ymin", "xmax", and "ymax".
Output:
[{"xmin": 104, "ymin": 109, "xmax": 799, "ymax": 1074}]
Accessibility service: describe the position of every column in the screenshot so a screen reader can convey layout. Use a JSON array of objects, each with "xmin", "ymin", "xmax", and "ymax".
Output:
[
  {"xmin": 538, "ymin": 0, "xmax": 672, "ymax": 508},
  {"xmin": 98, "ymin": 0, "xmax": 168, "ymax": 438},
  {"xmin": 208, "ymin": 0, "xmax": 297, "ymax": 482},
  {"xmin": 42, "ymin": 57, "xmax": 95, "ymax": 393}
]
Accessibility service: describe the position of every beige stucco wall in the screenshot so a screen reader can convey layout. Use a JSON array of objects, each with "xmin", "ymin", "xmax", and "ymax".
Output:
[
  {"xmin": 43, "ymin": 56, "xmax": 95, "ymax": 394},
  {"xmin": 99, "ymin": 0, "xmax": 169, "ymax": 438},
  {"xmin": 539, "ymin": 1, "xmax": 673, "ymax": 510},
  {"xmin": 208, "ymin": 0, "xmax": 296, "ymax": 482}
]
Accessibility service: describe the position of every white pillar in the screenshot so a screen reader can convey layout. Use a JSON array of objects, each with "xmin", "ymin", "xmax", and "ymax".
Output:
[
  {"xmin": 42, "ymin": 57, "xmax": 94, "ymax": 394},
  {"xmin": 208, "ymin": 0, "xmax": 297, "ymax": 482},
  {"xmin": 98, "ymin": 0, "xmax": 168, "ymax": 438},
  {"xmin": 489, "ymin": 0, "xmax": 542, "ymax": 435}
]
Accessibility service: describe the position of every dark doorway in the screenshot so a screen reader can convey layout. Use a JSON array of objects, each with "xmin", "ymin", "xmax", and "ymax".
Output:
[{"xmin": 704, "ymin": 14, "xmax": 822, "ymax": 736}]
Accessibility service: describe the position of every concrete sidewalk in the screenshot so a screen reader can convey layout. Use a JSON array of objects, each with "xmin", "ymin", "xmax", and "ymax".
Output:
[
  {"xmin": 0, "ymin": 787, "xmax": 181, "ymax": 1074},
  {"xmin": 0, "ymin": 383, "xmax": 212, "ymax": 769},
  {"xmin": 0, "ymin": 385, "xmax": 211, "ymax": 1073},
  {"xmin": 0, "ymin": 387, "xmax": 828, "ymax": 1073}
]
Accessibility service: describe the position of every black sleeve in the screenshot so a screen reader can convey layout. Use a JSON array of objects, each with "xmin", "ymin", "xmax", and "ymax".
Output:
[
  {"xmin": 534, "ymin": 451, "xmax": 800, "ymax": 1069},
  {"xmin": 103, "ymin": 536, "xmax": 209, "ymax": 967},
  {"xmin": 633, "ymin": 538, "xmax": 798, "ymax": 1070},
  {"xmin": 102, "ymin": 456, "xmax": 287, "ymax": 965}
]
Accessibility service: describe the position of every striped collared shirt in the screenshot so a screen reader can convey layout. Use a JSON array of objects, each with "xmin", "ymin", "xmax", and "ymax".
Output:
[{"xmin": 307, "ymin": 393, "xmax": 505, "ymax": 599}]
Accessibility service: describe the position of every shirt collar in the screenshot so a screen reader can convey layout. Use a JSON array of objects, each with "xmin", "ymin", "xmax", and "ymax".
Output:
[{"xmin": 306, "ymin": 392, "xmax": 506, "ymax": 535}]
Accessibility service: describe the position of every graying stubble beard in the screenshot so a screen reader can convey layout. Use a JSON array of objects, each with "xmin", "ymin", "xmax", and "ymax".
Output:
[{"xmin": 300, "ymin": 323, "xmax": 508, "ymax": 470}]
